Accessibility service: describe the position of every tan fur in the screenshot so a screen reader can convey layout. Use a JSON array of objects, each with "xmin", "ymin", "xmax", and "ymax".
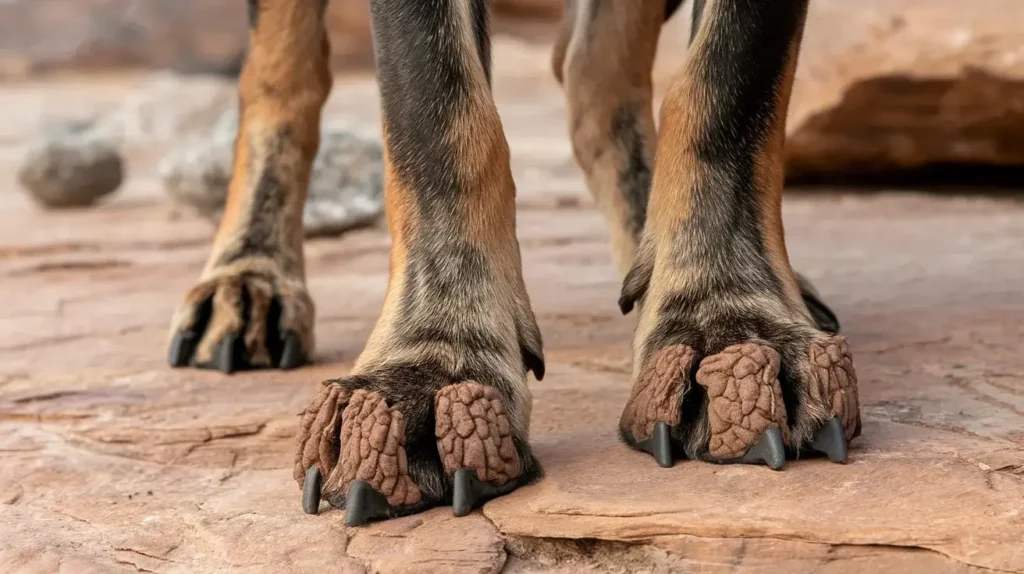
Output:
[
  {"xmin": 352, "ymin": 152, "xmax": 409, "ymax": 376},
  {"xmin": 560, "ymin": 0, "xmax": 664, "ymax": 274},
  {"xmin": 210, "ymin": 2, "xmax": 331, "ymax": 270},
  {"xmin": 625, "ymin": 9, "xmax": 718, "ymax": 374}
]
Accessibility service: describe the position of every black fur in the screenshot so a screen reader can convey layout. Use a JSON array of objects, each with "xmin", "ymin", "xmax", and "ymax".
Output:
[
  {"xmin": 665, "ymin": 0, "xmax": 687, "ymax": 21},
  {"xmin": 247, "ymin": 0, "xmax": 259, "ymax": 29},
  {"xmin": 689, "ymin": 0, "xmax": 705, "ymax": 41},
  {"xmin": 470, "ymin": 0, "xmax": 493, "ymax": 86},
  {"xmin": 369, "ymin": 0, "xmax": 477, "ymax": 228}
]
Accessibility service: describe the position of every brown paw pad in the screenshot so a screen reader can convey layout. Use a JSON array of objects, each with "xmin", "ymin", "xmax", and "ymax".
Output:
[
  {"xmin": 696, "ymin": 343, "xmax": 788, "ymax": 460},
  {"xmin": 435, "ymin": 382, "xmax": 521, "ymax": 485},
  {"xmin": 323, "ymin": 389, "xmax": 422, "ymax": 507},
  {"xmin": 293, "ymin": 382, "xmax": 350, "ymax": 486},
  {"xmin": 620, "ymin": 345, "xmax": 696, "ymax": 442},
  {"xmin": 809, "ymin": 336, "xmax": 861, "ymax": 441}
]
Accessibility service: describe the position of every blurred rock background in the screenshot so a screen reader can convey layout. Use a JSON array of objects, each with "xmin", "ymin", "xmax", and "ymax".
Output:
[
  {"xmin": 0, "ymin": 0, "xmax": 561, "ymax": 75},
  {"xmin": 2, "ymin": 0, "xmax": 1023, "ymax": 187}
]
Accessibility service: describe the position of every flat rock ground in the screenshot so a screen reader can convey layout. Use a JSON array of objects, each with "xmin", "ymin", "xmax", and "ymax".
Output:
[{"xmin": 1, "ymin": 41, "xmax": 1023, "ymax": 574}]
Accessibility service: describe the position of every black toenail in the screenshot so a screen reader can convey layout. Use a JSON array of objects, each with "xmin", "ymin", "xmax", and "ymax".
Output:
[
  {"xmin": 452, "ymin": 468, "xmax": 519, "ymax": 517},
  {"xmin": 344, "ymin": 480, "xmax": 392, "ymax": 527},
  {"xmin": 302, "ymin": 467, "xmax": 322, "ymax": 515},
  {"xmin": 811, "ymin": 417, "xmax": 848, "ymax": 463},
  {"xmin": 739, "ymin": 428, "xmax": 786, "ymax": 470},
  {"xmin": 636, "ymin": 422, "xmax": 674, "ymax": 468},
  {"xmin": 278, "ymin": 331, "xmax": 305, "ymax": 370},
  {"xmin": 702, "ymin": 427, "xmax": 787, "ymax": 470},
  {"xmin": 168, "ymin": 331, "xmax": 196, "ymax": 368}
]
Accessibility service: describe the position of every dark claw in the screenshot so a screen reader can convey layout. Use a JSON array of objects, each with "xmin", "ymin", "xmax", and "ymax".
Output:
[
  {"xmin": 703, "ymin": 427, "xmax": 787, "ymax": 470},
  {"xmin": 811, "ymin": 417, "xmax": 848, "ymax": 463},
  {"xmin": 740, "ymin": 428, "xmax": 787, "ymax": 470},
  {"xmin": 617, "ymin": 294, "xmax": 634, "ymax": 315},
  {"xmin": 302, "ymin": 467, "xmax": 322, "ymax": 515},
  {"xmin": 522, "ymin": 347, "xmax": 545, "ymax": 381},
  {"xmin": 344, "ymin": 480, "xmax": 392, "ymax": 527},
  {"xmin": 213, "ymin": 334, "xmax": 238, "ymax": 374},
  {"xmin": 803, "ymin": 292, "xmax": 840, "ymax": 334},
  {"xmin": 168, "ymin": 331, "xmax": 197, "ymax": 368},
  {"xmin": 278, "ymin": 332, "xmax": 305, "ymax": 370},
  {"xmin": 452, "ymin": 468, "xmax": 519, "ymax": 517},
  {"xmin": 636, "ymin": 421, "xmax": 674, "ymax": 468}
]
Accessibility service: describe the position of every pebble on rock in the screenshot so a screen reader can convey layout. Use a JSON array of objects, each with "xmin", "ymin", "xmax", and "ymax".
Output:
[
  {"xmin": 17, "ymin": 123, "xmax": 124, "ymax": 209},
  {"xmin": 160, "ymin": 110, "xmax": 384, "ymax": 238}
]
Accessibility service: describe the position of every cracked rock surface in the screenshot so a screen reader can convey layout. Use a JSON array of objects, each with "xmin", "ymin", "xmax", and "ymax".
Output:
[{"xmin": 1, "ymin": 52, "xmax": 1023, "ymax": 573}]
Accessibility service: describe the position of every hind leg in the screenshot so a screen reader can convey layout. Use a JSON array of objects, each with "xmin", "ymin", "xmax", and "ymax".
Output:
[
  {"xmin": 293, "ymin": 0, "xmax": 544, "ymax": 524},
  {"xmin": 617, "ymin": 0, "xmax": 861, "ymax": 468},
  {"xmin": 553, "ymin": 0, "xmax": 665, "ymax": 273},
  {"xmin": 168, "ymin": 0, "xmax": 330, "ymax": 372}
]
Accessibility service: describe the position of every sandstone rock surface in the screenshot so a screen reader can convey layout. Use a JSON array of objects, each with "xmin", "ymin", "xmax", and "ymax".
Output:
[
  {"xmin": 0, "ymin": 52, "xmax": 1022, "ymax": 573},
  {"xmin": 786, "ymin": 0, "xmax": 1024, "ymax": 182}
]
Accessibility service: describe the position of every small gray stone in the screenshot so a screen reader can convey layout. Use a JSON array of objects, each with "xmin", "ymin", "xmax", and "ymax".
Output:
[
  {"xmin": 160, "ymin": 110, "xmax": 384, "ymax": 237},
  {"xmin": 17, "ymin": 123, "xmax": 124, "ymax": 209},
  {"xmin": 303, "ymin": 130, "xmax": 385, "ymax": 236},
  {"xmin": 160, "ymin": 133, "xmax": 234, "ymax": 219}
]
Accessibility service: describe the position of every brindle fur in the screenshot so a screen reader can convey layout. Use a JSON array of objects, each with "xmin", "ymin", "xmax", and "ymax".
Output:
[{"xmin": 170, "ymin": 0, "xmax": 859, "ymax": 519}]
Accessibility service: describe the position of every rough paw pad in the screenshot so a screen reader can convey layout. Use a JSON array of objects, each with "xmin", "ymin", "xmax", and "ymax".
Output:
[
  {"xmin": 302, "ymin": 467, "xmax": 322, "ymax": 515},
  {"xmin": 811, "ymin": 417, "xmax": 848, "ymax": 463},
  {"xmin": 809, "ymin": 336, "xmax": 861, "ymax": 441},
  {"xmin": 293, "ymin": 383, "xmax": 350, "ymax": 486},
  {"xmin": 326, "ymin": 390, "xmax": 422, "ymax": 507},
  {"xmin": 635, "ymin": 421, "xmax": 674, "ymax": 468},
  {"xmin": 697, "ymin": 343, "xmax": 789, "ymax": 460},
  {"xmin": 344, "ymin": 480, "xmax": 392, "ymax": 527},
  {"xmin": 435, "ymin": 382, "xmax": 521, "ymax": 484},
  {"xmin": 451, "ymin": 468, "xmax": 519, "ymax": 517},
  {"xmin": 620, "ymin": 345, "xmax": 695, "ymax": 444}
]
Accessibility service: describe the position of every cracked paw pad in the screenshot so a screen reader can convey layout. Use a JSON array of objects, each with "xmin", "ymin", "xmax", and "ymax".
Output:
[
  {"xmin": 435, "ymin": 382, "xmax": 521, "ymax": 485},
  {"xmin": 293, "ymin": 382, "xmax": 350, "ymax": 486},
  {"xmin": 696, "ymin": 343, "xmax": 789, "ymax": 460},
  {"xmin": 325, "ymin": 390, "xmax": 422, "ymax": 508},
  {"xmin": 620, "ymin": 345, "xmax": 696, "ymax": 442},
  {"xmin": 809, "ymin": 336, "xmax": 861, "ymax": 441}
]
